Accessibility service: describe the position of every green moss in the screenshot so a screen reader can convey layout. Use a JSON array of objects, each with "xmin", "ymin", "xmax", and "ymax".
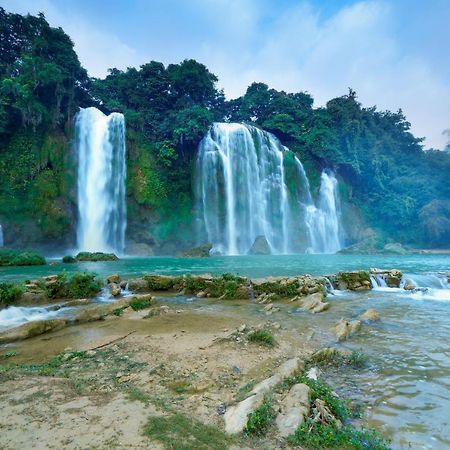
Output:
[
  {"xmin": 0, "ymin": 249, "xmax": 46, "ymax": 266},
  {"xmin": 0, "ymin": 283, "xmax": 24, "ymax": 306},
  {"xmin": 244, "ymin": 397, "xmax": 276, "ymax": 436},
  {"xmin": 144, "ymin": 413, "xmax": 230, "ymax": 450}
]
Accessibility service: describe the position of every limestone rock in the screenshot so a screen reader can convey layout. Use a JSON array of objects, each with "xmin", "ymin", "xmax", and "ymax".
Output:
[
  {"xmin": 224, "ymin": 358, "xmax": 303, "ymax": 434},
  {"xmin": 109, "ymin": 283, "xmax": 121, "ymax": 296},
  {"xmin": 106, "ymin": 274, "xmax": 121, "ymax": 284},
  {"xmin": 276, "ymin": 383, "xmax": 311, "ymax": 437},
  {"xmin": 0, "ymin": 319, "xmax": 67, "ymax": 343},
  {"xmin": 335, "ymin": 318, "xmax": 361, "ymax": 341},
  {"xmin": 300, "ymin": 292, "xmax": 329, "ymax": 313},
  {"xmin": 126, "ymin": 278, "xmax": 149, "ymax": 293},
  {"xmin": 359, "ymin": 308, "xmax": 379, "ymax": 322}
]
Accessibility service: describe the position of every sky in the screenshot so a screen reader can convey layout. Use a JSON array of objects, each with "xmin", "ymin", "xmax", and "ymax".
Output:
[{"xmin": 3, "ymin": 0, "xmax": 450, "ymax": 149}]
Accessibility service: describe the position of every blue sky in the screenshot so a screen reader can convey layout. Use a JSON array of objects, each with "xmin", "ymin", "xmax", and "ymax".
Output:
[{"xmin": 3, "ymin": 0, "xmax": 450, "ymax": 149}]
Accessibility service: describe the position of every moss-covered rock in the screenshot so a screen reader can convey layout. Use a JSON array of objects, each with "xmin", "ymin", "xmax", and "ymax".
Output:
[
  {"xmin": 179, "ymin": 243, "xmax": 212, "ymax": 257},
  {"xmin": 332, "ymin": 271, "xmax": 371, "ymax": 291},
  {"xmin": 73, "ymin": 252, "xmax": 119, "ymax": 262}
]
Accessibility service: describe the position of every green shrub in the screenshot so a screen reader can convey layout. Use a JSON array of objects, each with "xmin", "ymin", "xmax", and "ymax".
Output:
[
  {"xmin": 244, "ymin": 397, "xmax": 276, "ymax": 436},
  {"xmin": 0, "ymin": 249, "xmax": 46, "ymax": 266},
  {"xmin": 0, "ymin": 283, "xmax": 24, "ymax": 306},
  {"xmin": 248, "ymin": 329, "xmax": 275, "ymax": 347},
  {"xmin": 66, "ymin": 272, "xmax": 102, "ymax": 298},
  {"xmin": 62, "ymin": 255, "xmax": 76, "ymax": 263}
]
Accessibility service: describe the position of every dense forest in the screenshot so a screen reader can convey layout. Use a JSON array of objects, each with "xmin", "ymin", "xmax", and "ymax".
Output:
[{"xmin": 1, "ymin": 9, "xmax": 449, "ymax": 252}]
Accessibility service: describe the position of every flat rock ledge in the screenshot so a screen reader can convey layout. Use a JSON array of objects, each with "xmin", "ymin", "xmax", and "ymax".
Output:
[
  {"xmin": 224, "ymin": 357, "xmax": 304, "ymax": 434},
  {"xmin": 276, "ymin": 383, "xmax": 311, "ymax": 437}
]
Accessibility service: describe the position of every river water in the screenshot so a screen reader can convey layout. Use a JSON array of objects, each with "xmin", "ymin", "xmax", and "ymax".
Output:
[{"xmin": 1, "ymin": 253, "xmax": 449, "ymax": 448}]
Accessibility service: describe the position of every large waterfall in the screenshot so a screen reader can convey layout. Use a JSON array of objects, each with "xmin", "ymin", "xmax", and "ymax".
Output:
[
  {"xmin": 75, "ymin": 107, "xmax": 127, "ymax": 254},
  {"xmin": 196, "ymin": 122, "xmax": 343, "ymax": 255}
]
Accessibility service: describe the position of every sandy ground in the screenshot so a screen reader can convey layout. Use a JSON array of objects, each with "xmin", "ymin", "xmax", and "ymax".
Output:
[{"xmin": 0, "ymin": 298, "xmax": 330, "ymax": 449}]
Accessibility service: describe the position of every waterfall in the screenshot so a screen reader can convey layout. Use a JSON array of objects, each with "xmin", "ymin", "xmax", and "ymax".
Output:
[
  {"xmin": 196, "ymin": 122, "xmax": 344, "ymax": 255},
  {"xmin": 75, "ymin": 107, "xmax": 127, "ymax": 254},
  {"xmin": 305, "ymin": 171, "xmax": 343, "ymax": 253},
  {"xmin": 0, "ymin": 224, "xmax": 3, "ymax": 247}
]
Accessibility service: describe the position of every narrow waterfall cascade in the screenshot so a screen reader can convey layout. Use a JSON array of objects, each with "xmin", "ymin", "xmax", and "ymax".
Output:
[
  {"xmin": 0, "ymin": 224, "xmax": 3, "ymax": 247},
  {"xmin": 304, "ymin": 171, "xmax": 343, "ymax": 254},
  {"xmin": 196, "ymin": 122, "xmax": 344, "ymax": 255},
  {"xmin": 75, "ymin": 107, "xmax": 127, "ymax": 254}
]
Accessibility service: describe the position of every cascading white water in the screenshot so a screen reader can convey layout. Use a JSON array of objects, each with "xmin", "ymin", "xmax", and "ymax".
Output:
[
  {"xmin": 196, "ymin": 122, "xmax": 344, "ymax": 255},
  {"xmin": 75, "ymin": 107, "xmax": 127, "ymax": 254},
  {"xmin": 0, "ymin": 224, "xmax": 3, "ymax": 247},
  {"xmin": 305, "ymin": 171, "xmax": 343, "ymax": 254}
]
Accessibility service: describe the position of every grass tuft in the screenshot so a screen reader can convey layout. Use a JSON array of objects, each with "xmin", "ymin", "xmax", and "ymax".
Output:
[{"xmin": 248, "ymin": 329, "xmax": 275, "ymax": 347}]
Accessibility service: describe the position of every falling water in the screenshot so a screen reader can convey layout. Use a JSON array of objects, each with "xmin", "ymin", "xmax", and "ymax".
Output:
[
  {"xmin": 0, "ymin": 224, "xmax": 4, "ymax": 247},
  {"xmin": 196, "ymin": 122, "xmax": 344, "ymax": 255},
  {"xmin": 304, "ymin": 171, "xmax": 343, "ymax": 254},
  {"xmin": 75, "ymin": 107, "xmax": 127, "ymax": 254}
]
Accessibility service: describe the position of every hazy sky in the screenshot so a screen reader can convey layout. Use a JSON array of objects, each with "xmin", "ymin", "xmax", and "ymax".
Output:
[{"xmin": 3, "ymin": 0, "xmax": 450, "ymax": 149}]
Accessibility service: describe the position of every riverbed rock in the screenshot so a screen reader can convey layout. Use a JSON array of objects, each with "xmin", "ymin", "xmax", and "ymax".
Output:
[
  {"xmin": 276, "ymin": 383, "xmax": 311, "ymax": 437},
  {"xmin": 0, "ymin": 319, "xmax": 67, "ymax": 343},
  {"xmin": 335, "ymin": 318, "xmax": 362, "ymax": 341},
  {"xmin": 359, "ymin": 308, "xmax": 379, "ymax": 322},
  {"xmin": 299, "ymin": 292, "xmax": 329, "ymax": 313},
  {"xmin": 370, "ymin": 268, "xmax": 403, "ymax": 288},
  {"xmin": 332, "ymin": 271, "xmax": 371, "ymax": 291},
  {"xmin": 109, "ymin": 283, "xmax": 121, "ymax": 296},
  {"xmin": 248, "ymin": 235, "xmax": 271, "ymax": 255},
  {"xmin": 106, "ymin": 274, "xmax": 121, "ymax": 284},
  {"xmin": 224, "ymin": 357, "xmax": 303, "ymax": 434},
  {"xmin": 126, "ymin": 278, "xmax": 150, "ymax": 293}
]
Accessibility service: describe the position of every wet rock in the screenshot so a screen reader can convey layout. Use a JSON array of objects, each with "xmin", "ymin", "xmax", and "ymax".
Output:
[
  {"xmin": 63, "ymin": 298, "xmax": 90, "ymax": 307},
  {"xmin": 299, "ymin": 292, "xmax": 329, "ymax": 313},
  {"xmin": 109, "ymin": 283, "xmax": 121, "ymax": 296},
  {"xmin": 332, "ymin": 271, "xmax": 371, "ymax": 291},
  {"xmin": 126, "ymin": 278, "xmax": 149, "ymax": 293},
  {"xmin": 179, "ymin": 243, "xmax": 212, "ymax": 258},
  {"xmin": 0, "ymin": 319, "xmax": 67, "ymax": 343},
  {"xmin": 248, "ymin": 235, "xmax": 271, "ymax": 255},
  {"xmin": 224, "ymin": 358, "xmax": 303, "ymax": 434},
  {"xmin": 276, "ymin": 383, "xmax": 311, "ymax": 437},
  {"xmin": 306, "ymin": 367, "xmax": 320, "ymax": 380},
  {"xmin": 145, "ymin": 275, "xmax": 180, "ymax": 291},
  {"xmin": 359, "ymin": 308, "xmax": 379, "ymax": 322},
  {"xmin": 264, "ymin": 303, "xmax": 274, "ymax": 311},
  {"xmin": 106, "ymin": 274, "xmax": 121, "ymax": 284},
  {"xmin": 196, "ymin": 291, "xmax": 206, "ymax": 298},
  {"xmin": 335, "ymin": 318, "xmax": 362, "ymax": 341}
]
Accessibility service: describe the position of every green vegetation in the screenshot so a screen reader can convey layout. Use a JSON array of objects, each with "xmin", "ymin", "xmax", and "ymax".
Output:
[
  {"xmin": 311, "ymin": 349, "xmax": 368, "ymax": 369},
  {"xmin": 289, "ymin": 421, "xmax": 390, "ymax": 449},
  {"xmin": 248, "ymin": 329, "xmax": 275, "ymax": 347},
  {"xmin": 144, "ymin": 413, "xmax": 230, "ymax": 450},
  {"xmin": 73, "ymin": 252, "xmax": 119, "ymax": 262},
  {"xmin": 129, "ymin": 298, "xmax": 153, "ymax": 311},
  {"xmin": 62, "ymin": 255, "xmax": 76, "ymax": 263},
  {"xmin": 0, "ymin": 282, "xmax": 24, "ymax": 306},
  {"xmin": 244, "ymin": 397, "xmax": 276, "ymax": 436},
  {"xmin": 37, "ymin": 272, "xmax": 101, "ymax": 299},
  {"xmin": 0, "ymin": 249, "xmax": 45, "ymax": 266}
]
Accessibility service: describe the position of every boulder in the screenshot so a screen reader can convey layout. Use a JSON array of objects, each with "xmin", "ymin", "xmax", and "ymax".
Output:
[
  {"xmin": 180, "ymin": 243, "xmax": 212, "ymax": 258},
  {"xmin": 299, "ymin": 292, "xmax": 329, "ymax": 313},
  {"xmin": 126, "ymin": 278, "xmax": 149, "ymax": 293},
  {"xmin": 0, "ymin": 319, "xmax": 67, "ymax": 343},
  {"xmin": 248, "ymin": 235, "xmax": 271, "ymax": 255},
  {"xmin": 359, "ymin": 308, "xmax": 379, "ymax": 322},
  {"xmin": 335, "ymin": 318, "xmax": 361, "ymax": 341},
  {"xmin": 276, "ymin": 383, "xmax": 311, "ymax": 437},
  {"xmin": 107, "ymin": 274, "xmax": 121, "ymax": 284},
  {"xmin": 109, "ymin": 283, "xmax": 121, "ymax": 296}
]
